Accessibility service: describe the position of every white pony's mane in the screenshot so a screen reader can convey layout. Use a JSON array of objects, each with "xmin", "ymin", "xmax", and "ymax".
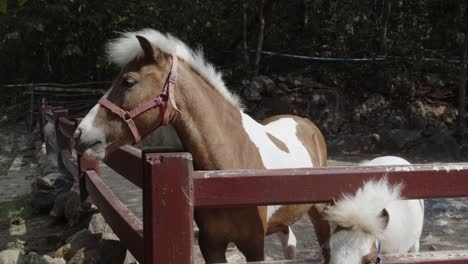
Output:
[
  {"xmin": 326, "ymin": 179, "xmax": 402, "ymax": 237},
  {"xmin": 106, "ymin": 29, "xmax": 241, "ymax": 108}
]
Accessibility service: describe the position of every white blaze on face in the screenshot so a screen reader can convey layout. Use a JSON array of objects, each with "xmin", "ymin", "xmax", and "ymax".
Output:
[
  {"xmin": 329, "ymin": 230, "xmax": 376, "ymax": 264},
  {"xmin": 76, "ymin": 103, "xmax": 107, "ymax": 159},
  {"xmin": 240, "ymin": 112, "xmax": 314, "ymax": 222}
]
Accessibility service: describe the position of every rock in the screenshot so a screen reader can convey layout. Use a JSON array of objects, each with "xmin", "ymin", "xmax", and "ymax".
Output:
[
  {"xmin": 40, "ymin": 164, "xmax": 59, "ymax": 176},
  {"xmin": 64, "ymin": 192, "xmax": 82, "ymax": 225},
  {"xmin": 123, "ymin": 251, "xmax": 138, "ymax": 264},
  {"xmin": 63, "ymin": 230, "xmax": 126, "ymax": 264},
  {"xmin": 379, "ymin": 129, "xmax": 421, "ymax": 151},
  {"xmin": 43, "ymin": 173, "xmax": 73, "ymax": 191},
  {"xmin": 442, "ymin": 228, "xmax": 455, "ymax": 235},
  {"xmin": 50, "ymin": 192, "xmax": 71, "ymax": 222},
  {"xmin": 67, "ymin": 248, "xmax": 88, "ymax": 264},
  {"xmin": 88, "ymin": 213, "xmax": 113, "ymax": 235},
  {"xmin": 6, "ymin": 239, "xmax": 25, "ymax": 251},
  {"xmin": 242, "ymin": 83, "xmax": 262, "ymax": 101},
  {"xmin": 42, "ymin": 255, "xmax": 66, "ymax": 264},
  {"xmin": 23, "ymin": 252, "xmax": 49, "ymax": 264},
  {"xmin": 424, "ymin": 74, "xmax": 444, "ymax": 87},
  {"xmin": 101, "ymin": 232, "xmax": 119, "ymax": 241},
  {"xmin": 63, "ymin": 229, "xmax": 101, "ymax": 260},
  {"xmin": 36, "ymin": 177, "xmax": 55, "ymax": 191},
  {"xmin": 257, "ymin": 75, "xmax": 276, "ymax": 95},
  {"xmin": 46, "ymin": 234, "xmax": 61, "ymax": 246},
  {"xmin": 31, "ymin": 187, "xmax": 57, "ymax": 213},
  {"xmin": 54, "ymin": 244, "xmax": 72, "ymax": 259},
  {"xmin": 406, "ymin": 133, "xmax": 460, "ymax": 161},
  {"xmin": 384, "ymin": 112, "xmax": 408, "ymax": 129},
  {"xmin": 328, "ymin": 133, "xmax": 380, "ymax": 155},
  {"xmin": 0, "ymin": 249, "xmax": 24, "ymax": 264},
  {"xmin": 227, "ymin": 253, "xmax": 244, "ymax": 263},
  {"xmin": 96, "ymin": 238, "xmax": 127, "ymax": 264},
  {"xmin": 292, "ymin": 79, "xmax": 303, "ymax": 87},
  {"xmin": 277, "ymin": 83, "xmax": 291, "ymax": 93},
  {"xmin": 32, "ymin": 173, "xmax": 74, "ymax": 214},
  {"xmin": 353, "ymin": 94, "xmax": 390, "ymax": 121},
  {"xmin": 430, "ymin": 245, "xmax": 439, "ymax": 251},
  {"xmin": 435, "ymin": 219, "xmax": 448, "ymax": 226}
]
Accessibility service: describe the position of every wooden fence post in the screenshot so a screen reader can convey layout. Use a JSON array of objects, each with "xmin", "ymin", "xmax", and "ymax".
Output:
[
  {"xmin": 52, "ymin": 109, "xmax": 68, "ymax": 169},
  {"xmin": 143, "ymin": 152, "xmax": 194, "ymax": 264},
  {"xmin": 75, "ymin": 118, "xmax": 100, "ymax": 203},
  {"xmin": 39, "ymin": 100, "xmax": 50, "ymax": 143},
  {"xmin": 28, "ymin": 84, "xmax": 34, "ymax": 130}
]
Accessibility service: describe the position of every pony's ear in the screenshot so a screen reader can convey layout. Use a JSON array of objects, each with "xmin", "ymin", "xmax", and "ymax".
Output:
[
  {"xmin": 380, "ymin": 208, "xmax": 390, "ymax": 229},
  {"xmin": 330, "ymin": 197, "xmax": 337, "ymax": 206},
  {"xmin": 135, "ymin": 35, "xmax": 160, "ymax": 61}
]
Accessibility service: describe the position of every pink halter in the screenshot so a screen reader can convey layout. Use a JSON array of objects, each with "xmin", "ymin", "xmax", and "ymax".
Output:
[{"xmin": 98, "ymin": 55, "xmax": 179, "ymax": 144}]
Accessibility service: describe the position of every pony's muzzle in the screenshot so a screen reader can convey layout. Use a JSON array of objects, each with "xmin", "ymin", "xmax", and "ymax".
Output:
[{"xmin": 73, "ymin": 128, "xmax": 103, "ymax": 155}]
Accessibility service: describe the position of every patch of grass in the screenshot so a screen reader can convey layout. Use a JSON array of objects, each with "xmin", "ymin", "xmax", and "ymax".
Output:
[{"xmin": 0, "ymin": 194, "xmax": 33, "ymax": 225}]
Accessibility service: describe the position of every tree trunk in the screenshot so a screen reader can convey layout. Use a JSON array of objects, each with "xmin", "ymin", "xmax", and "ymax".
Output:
[
  {"xmin": 456, "ymin": 5, "xmax": 468, "ymax": 144},
  {"xmin": 303, "ymin": 0, "xmax": 311, "ymax": 34},
  {"xmin": 380, "ymin": 0, "xmax": 392, "ymax": 55},
  {"xmin": 253, "ymin": 0, "xmax": 265, "ymax": 76},
  {"xmin": 457, "ymin": 56, "xmax": 467, "ymax": 144},
  {"xmin": 228, "ymin": 0, "xmax": 275, "ymax": 51},
  {"xmin": 242, "ymin": 0, "xmax": 249, "ymax": 65}
]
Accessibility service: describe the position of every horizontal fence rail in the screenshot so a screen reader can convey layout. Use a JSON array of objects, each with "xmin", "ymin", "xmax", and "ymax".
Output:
[
  {"xmin": 193, "ymin": 164, "xmax": 468, "ymax": 207},
  {"xmin": 103, "ymin": 146, "xmax": 143, "ymax": 188},
  {"xmin": 250, "ymin": 250, "xmax": 468, "ymax": 264},
  {"xmin": 85, "ymin": 170, "xmax": 144, "ymax": 262},
  {"xmin": 38, "ymin": 102, "xmax": 468, "ymax": 264}
]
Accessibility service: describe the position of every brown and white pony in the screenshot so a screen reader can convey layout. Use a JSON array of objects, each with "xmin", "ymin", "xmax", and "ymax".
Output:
[{"xmin": 74, "ymin": 29, "xmax": 328, "ymax": 262}]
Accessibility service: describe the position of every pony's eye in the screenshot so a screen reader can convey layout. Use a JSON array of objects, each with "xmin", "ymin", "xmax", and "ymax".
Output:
[{"xmin": 123, "ymin": 77, "xmax": 137, "ymax": 87}]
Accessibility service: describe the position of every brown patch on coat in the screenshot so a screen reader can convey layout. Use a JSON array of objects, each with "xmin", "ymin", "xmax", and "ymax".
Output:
[
  {"xmin": 265, "ymin": 204, "xmax": 313, "ymax": 235},
  {"xmin": 261, "ymin": 115, "xmax": 329, "ymax": 246},
  {"xmin": 266, "ymin": 132, "xmax": 289, "ymax": 152}
]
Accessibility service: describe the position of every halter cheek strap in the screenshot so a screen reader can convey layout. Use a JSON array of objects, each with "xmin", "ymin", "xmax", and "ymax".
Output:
[
  {"xmin": 98, "ymin": 54, "xmax": 179, "ymax": 144},
  {"xmin": 376, "ymin": 240, "xmax": 382, "ymax": 264}
]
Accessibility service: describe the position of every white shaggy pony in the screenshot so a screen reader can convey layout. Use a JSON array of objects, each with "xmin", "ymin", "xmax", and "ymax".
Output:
[{"xmin": 325, "ymin": 156, "xmax": 424, "ymax": 264}]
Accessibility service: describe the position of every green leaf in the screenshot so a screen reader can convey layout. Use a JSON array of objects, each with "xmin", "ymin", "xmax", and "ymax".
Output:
[{"xmin": 0, "ymin": 0, "xmax": 6, "ymax": 13}]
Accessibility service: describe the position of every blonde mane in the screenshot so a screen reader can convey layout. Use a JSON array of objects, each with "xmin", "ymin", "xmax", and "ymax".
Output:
[
  {"xmin": 106, "ymin": 29, "xmax": 241, "ymax": 108},
  {"xmin": 326, "ymin": 179, "xmax": 402, "ymax": 237}
]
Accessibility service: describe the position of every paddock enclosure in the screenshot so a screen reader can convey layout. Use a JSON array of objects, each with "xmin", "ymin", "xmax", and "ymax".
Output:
[{"xmin": 39, "ymin": 102, "xmax": 468, "ymax": 264}]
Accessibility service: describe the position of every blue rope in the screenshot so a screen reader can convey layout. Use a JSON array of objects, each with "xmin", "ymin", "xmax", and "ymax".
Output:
[{"xmin": 254, "ymin": 50, "xmax": 465, "ymax": 64}]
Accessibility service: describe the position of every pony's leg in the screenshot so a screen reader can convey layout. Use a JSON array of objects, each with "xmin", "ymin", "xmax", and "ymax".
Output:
[
  {"xmin": 276, "ymin": 226, "xmax": 297, "ymax": 259},
  {"xmin": 308, "ymin": 204, "xmax": 331, "ymax": 247},
  {"xmin": 409, "ymin": 241, "xmax": 420, "ymax": 253},
  {"xmin": 198, "ymin": 231, "xmax": 229, "ymax": 263},
  {"xmin": 236, "ymin": 236, "xmax": 265, "ymax": 261}
]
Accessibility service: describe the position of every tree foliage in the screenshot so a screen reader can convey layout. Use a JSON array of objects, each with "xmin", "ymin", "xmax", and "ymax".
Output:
[{"xmin": 0, "ymin": 0, "xmax": 467, "ymax": 83}]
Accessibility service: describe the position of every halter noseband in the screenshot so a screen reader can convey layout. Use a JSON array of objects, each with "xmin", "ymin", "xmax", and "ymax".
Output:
[{"xmin": 98, "ymin": 54, "xmax": 179, "ymax": 144}]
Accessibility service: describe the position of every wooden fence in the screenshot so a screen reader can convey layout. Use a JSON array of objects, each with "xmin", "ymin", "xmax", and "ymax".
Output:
[
  {"xmin": 39, "ymin": 103, "xmax": 468, "ymax": 264},
  {"xmin": 2, "ymin": 82, "xmax": 108, "ymax": 130}
]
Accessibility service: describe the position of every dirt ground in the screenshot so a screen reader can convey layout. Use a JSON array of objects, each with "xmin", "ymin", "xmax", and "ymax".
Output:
[
  {"xmin": 0, "ymin": 124, "xmax": 67, "ymax": 255},
  {"xmin": 1, "ymin": 123, "xmax": 468, "ymax": 263}
]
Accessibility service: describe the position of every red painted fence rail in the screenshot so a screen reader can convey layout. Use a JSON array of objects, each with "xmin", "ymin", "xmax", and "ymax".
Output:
[{"xmin": 39, "ymin": 102, "xmax": 468, "ymax": 264}]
